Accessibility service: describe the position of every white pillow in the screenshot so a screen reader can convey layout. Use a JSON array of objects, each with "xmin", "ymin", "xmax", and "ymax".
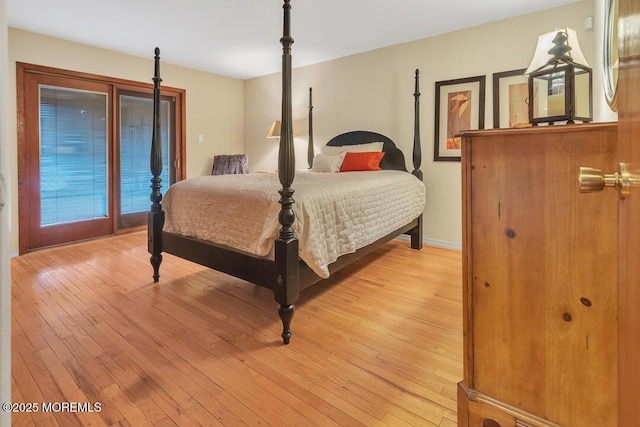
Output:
[
  {"xmin": 319, "ymin": 145, "xmax": 345, "ymax": 156},
  {"xmin": 310, "ymin": 152, "xmax": 346, "ymax": 172},
  {"xmin": 320, "ymin": 141, "xmax": 384, "ymax": 156}
]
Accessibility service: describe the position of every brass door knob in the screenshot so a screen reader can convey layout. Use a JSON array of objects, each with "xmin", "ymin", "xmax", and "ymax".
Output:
[{"xmin": 579, "ymin": 163, "xmax": 639, "ymax": 199}]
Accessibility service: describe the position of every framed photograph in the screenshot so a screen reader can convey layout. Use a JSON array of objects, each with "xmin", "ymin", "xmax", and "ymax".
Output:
[
  {"xmin": 434, "ymin": 75, "xmax": 486, "ymax": 161},
  {"xmin": 493, "ymin": 68, "xmax": 529, "ymax": 128}
]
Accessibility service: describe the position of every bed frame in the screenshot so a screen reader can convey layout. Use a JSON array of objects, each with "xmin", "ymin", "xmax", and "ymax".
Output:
[{"xmin": 148, "ymin": 0, "xmax": 423, "ymax": 344}]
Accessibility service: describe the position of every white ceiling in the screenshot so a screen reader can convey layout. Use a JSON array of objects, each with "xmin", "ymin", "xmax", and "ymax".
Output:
[{"xmin": 7, "ymin": 0, "xmax": 581, "ymax": 80}]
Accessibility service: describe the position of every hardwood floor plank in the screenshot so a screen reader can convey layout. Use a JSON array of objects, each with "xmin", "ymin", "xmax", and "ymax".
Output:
[
  {"xmin": 183, "ymin": 403, "xmax": 230, "ymax": 427},
  {"xmin": 11, "ymin": 232, "xmax": 463, "ymax": 426},
  {"xmin": 11, "ymin": 372, "xmax": 36, "ymax": 427},
  {"xmin": 12, "ymin": 345, "xmax": 66, "ymax": 426},
  {"xmin": 92, "ymin": 314, "xmax": 256, "ymax": 425},
  {"xmin": 93, "ymin": 322, "xmax": 200, "ymax": 410},
  {"xmin": 381, "ymin": 410, "xmax": 436, "ymax": 427},
  {"xmin": 101, "ymin": 382, "xmax": 159, "ymax": 427}
]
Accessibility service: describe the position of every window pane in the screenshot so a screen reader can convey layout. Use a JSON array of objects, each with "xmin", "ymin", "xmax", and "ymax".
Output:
[
  {"xmin": 119, "ymin": 95, "xmax": 170, "ymax": 215},
  {"xmin": 39, "ymin": 86, "xmax": 108, "ymax": 226}
]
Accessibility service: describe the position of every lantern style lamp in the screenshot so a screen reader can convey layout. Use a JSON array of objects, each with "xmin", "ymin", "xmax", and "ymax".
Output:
[{"xmin": 525, "ymin": 27, "xmax": 592, "ymax": 125}]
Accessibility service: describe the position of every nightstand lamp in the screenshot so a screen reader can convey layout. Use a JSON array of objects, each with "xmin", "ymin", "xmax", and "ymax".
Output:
[
  {"xmin": 267, "ymin": 120, "xmax": 281, "ymax": 138},
  {"xmin": 525, "ymin": 27, "xmax": 592, "ymax": 125}
]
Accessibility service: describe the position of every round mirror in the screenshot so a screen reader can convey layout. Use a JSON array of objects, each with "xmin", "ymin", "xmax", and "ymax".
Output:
[{"xmin": 603, "ymin": 0, "xmax": 619, "ymax": 111}]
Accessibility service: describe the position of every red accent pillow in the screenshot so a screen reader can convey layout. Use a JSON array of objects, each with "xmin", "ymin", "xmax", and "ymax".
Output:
[{"xmin": 339, "ymin": 151, "xmax": 385, "ymax": 172}]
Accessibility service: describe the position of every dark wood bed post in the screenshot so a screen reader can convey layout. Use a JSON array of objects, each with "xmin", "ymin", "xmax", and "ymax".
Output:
[
  {"xmin": 411, "ymin": 69, "xmax": 423, "ymax": 250},
  {"xmin": 412, "ymin": 69, "xmax": 422, "ymax": 180},
  {"xmin": 307, "ymin": 88, "xmax": 314, "ymax": 168},
  {"xmin": 148, "ymin": 47, "xmax": 165, "ymax": 282},
  {"xmin": 274, "ymin": 0, "xmax": 299, "ymax": 345}
]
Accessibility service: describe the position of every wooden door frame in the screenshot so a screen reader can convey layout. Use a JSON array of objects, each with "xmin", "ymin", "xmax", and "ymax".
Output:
[
  {"xmin": 16, "ymin": 62, "xmax": 186, "ymax": 254},
  {"xmin": 617, "ymin": 0, "xmax": 640, "ymax": 423}
]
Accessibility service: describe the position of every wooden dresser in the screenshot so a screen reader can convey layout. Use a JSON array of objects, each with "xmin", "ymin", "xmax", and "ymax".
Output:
[{"xmin": 458, "ymin": 124, "xmax": 618, "ymax": 427}]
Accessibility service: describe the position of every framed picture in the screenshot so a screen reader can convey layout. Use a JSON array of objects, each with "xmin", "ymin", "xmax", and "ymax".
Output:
[
  {"xmin": 492, "ymin": 68, "xmax": 529, "ymax": 128},
  {"xmin": 434, "ymin": 75, "xmax": 486, "ymax": 161}
]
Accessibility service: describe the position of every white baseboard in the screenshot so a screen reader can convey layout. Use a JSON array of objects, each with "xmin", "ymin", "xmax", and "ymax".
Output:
[
  {"xmin": 396, "ymin": 234, "xmax": 462, "ymax": 251},
  {"xmin": 423, "ymin": 238, "xmax": 462, "ymax": 251}
]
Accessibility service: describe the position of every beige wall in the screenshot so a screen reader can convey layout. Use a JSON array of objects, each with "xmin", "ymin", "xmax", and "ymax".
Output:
[
  {"xmin": 244, "ymin": 0, "xmax": 604, "ymax": 248},
  {"xmin": 7, "ymin": 29, "xmax": 245, "ymax": 254}
]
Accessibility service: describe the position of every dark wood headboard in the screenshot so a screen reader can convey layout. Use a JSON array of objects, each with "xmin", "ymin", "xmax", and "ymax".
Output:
[{"xmin": 326, "ymin": 131, "xmax": 408, "ymax": 172}]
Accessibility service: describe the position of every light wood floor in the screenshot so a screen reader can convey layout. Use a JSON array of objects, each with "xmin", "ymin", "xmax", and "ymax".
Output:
[{"xmin": 11, "ymin": 232, "xmax": 462, "ymax": 426}]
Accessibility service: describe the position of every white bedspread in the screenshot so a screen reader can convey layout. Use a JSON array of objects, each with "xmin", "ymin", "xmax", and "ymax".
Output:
[{"xmin": 162, "ymin": 170, "xmax": 426, "ymax": 278}]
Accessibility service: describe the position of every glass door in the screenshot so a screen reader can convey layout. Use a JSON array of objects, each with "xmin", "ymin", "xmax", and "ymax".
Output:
[
  {"xmin": 116, "ymin": 90, "xmax": 174, "ymax": 229},
  {"xmin": 40, "ymin": 86, "xmax": 109, "ymax": 226},
  {"xmin": 24, "ymin": 73, "xmax": 112, "ymax": 250},
  {"xmin": 18, "ymin": 63, "xmax": 185, "ymax": 252}
]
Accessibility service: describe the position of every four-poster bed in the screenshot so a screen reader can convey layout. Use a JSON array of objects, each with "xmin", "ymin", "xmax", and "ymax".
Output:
[{"xmin": 148, "ymin": 0, "xmax": 425, "ymax": 344}]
